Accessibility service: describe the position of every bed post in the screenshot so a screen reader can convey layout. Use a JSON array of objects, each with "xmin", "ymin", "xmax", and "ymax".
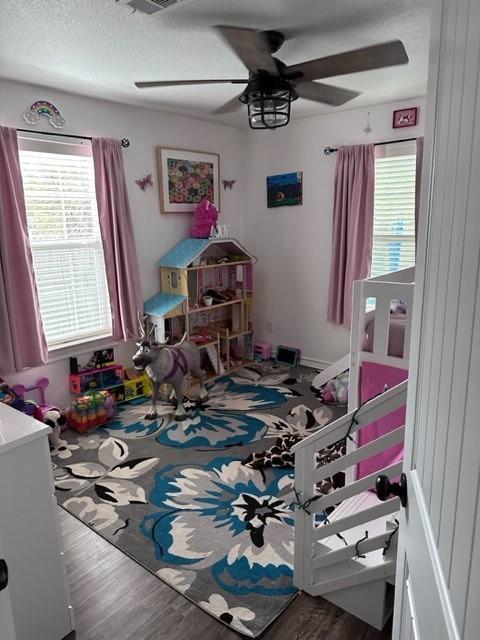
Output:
[
  {"xmin": 349, "ymin": 278, "xmax": 364, "ymax": 414},
  {"xmin": 293, "ymin": 445, "xmax": 314, "ymax": 591}
]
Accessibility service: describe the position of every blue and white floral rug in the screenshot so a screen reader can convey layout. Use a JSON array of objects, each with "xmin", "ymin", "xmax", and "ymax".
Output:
[{"xmin": 52, "ymin": 365, "xmax": 345, "ymax": 637}]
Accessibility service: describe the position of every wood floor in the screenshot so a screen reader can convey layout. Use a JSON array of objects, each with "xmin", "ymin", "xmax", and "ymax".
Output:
[{"xmin": 60, "ymin": 508, "xmax": 392, "ymax": 640}]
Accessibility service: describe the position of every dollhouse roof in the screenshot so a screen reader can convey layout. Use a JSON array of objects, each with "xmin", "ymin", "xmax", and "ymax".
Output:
[
  {"xmin": 156, "ymin": 238, "xmax": 210, "ymax": 268},
  {"xmin": 156, "ymin": 237, "xmax": 256, "ymax": 269},
  {"xmin": 144, "ymin": 292, "xmax": 186, "ymax": 317}
]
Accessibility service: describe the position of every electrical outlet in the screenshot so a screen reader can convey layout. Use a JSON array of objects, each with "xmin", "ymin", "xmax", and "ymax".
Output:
[{"xmin": 266, "ymin": 321, "xmax": 273, "ymax": 332}]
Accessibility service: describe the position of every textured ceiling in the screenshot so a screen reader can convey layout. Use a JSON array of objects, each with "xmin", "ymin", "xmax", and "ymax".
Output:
[{"xmin": 0, "ymin": 0, "xmax": 432, "ymax": 128}]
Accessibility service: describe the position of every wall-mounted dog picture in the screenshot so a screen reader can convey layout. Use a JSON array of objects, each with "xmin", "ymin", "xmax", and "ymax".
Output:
[
  {"xmin": 156, "ymin": 146, "xmax": 220, "ymax": 213},
  {"xmin": 266, "ymin": 171, "xmax": 303, "ymax": 208},
  {"xmin": 392, "ymin": 107, "xmax": 418, "ymax": 128}
]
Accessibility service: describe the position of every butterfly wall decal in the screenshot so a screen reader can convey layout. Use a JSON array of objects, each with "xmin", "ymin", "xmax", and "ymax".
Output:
[
  {"xmin": 222, "ymin": 179, "xmax": 236, "ymax": 190},
  {"xmin": 135, "ymin": 174, "xmax": 153, "ymax": 191}
]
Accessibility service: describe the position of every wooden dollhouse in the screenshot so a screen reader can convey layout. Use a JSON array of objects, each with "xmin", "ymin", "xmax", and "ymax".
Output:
[{"xmin": 144, "ymin": 237, "xmax": 256, "ymax": 384}]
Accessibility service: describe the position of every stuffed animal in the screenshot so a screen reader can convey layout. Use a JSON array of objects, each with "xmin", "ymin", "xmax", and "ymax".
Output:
[
  {"xmin": 0, "ymin": 378, "xmax": 16, "ymax": 407},
  {"xmin": 321, "ymin": 371, "xmax": 349, "ymax": 405},
  {"xmin": 0, "ymin": 378, "xmax": 26, "ymax": 412},
  {"xmin": 191, "ymin": 198, "xmax": 219, "ymax": 239},
  {"xmin": 41, "ymin": 408, "xmax": 67, "ymax": 448}
]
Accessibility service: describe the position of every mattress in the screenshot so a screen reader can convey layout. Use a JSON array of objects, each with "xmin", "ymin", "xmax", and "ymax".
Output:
[{"xmin": 363, "ymin": 311, "xmax": 406, "ymax": 358}]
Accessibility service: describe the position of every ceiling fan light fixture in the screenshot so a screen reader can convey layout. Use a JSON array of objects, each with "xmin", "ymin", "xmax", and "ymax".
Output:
[
  {"xmin": 135, "ymin": 26, "xmax": 408, "ymax": 128},
  {"xmin": 245, "ymin": 87, "xmax": 294, "ymax": 130}
]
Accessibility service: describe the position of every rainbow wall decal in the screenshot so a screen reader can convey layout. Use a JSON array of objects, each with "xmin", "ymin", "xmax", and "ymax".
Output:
[{"xmin": 22, "ymin": 100, "xmax": 66, "ymax": 128}]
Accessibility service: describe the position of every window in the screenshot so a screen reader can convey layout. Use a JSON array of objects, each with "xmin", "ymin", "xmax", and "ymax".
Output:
[
  {"xmin": 19, "ymin": 137, "xmax": 112, "ymax": 348},
  {"xmin": 371, "ymin": 142, "xmax": 417, "ymax": 278}
]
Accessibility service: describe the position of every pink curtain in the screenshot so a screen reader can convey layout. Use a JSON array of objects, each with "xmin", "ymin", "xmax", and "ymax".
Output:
[
  {"xmin": 0, "ymin": 126, "xmax": 48, "ymax": 373},
  {"xmin": 327, "ymin": 144, "xmax": 375, "ymax": 327},
  {"xmin": 92, "ymin": 138, "xmax": 143, "ymax": 341},
  {"xmin": 415, "ymin": 136, "xmax": 424, "ymax": 246}
]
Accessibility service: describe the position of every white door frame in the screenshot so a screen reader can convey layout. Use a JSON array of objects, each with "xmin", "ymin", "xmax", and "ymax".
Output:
[{"xmin": 392, "ymin": 0, "xmax": 480, "ymax": 637}]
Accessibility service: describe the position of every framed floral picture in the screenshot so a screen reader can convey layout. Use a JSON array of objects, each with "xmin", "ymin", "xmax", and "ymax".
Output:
[{"xmin": 156, "ymin": 147, "xmax": 220, "ymax": 213}]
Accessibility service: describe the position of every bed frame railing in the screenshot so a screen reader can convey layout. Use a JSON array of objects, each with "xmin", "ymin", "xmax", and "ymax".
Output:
[
  {"xmin": 349, "ymin": 267, "xmax": 414, "ymax": 412},
  {"xmin": 292, "ymin": 379, "xmax": 408, "ymax": 595}
]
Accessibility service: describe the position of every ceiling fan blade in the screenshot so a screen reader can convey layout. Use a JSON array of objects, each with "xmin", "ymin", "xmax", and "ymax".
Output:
[
  {"xmin": 135, "ymin": 79, "xmax": 247, "ymax": 88},
  {"xmin": 214, "ymin": 25, "xmax": 279, "ymax": 75},
  {"xmin": 286, "ymin": 40, "xmax": 408, "ymax": 82},
  {"xmin": 211, "ymin": 94, "xmax": 244, "ymax": 115},
  {"xmin": 295, "ymin": 81, "xmax": 360, "ymax": 106}
]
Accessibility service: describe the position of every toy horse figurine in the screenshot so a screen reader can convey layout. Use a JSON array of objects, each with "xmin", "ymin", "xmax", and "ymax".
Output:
[{"xmin": 132, "ymin": 315, "xmax": 208, "ymax": 421}]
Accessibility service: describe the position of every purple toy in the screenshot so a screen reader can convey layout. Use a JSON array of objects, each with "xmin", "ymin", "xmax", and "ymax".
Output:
[
  {"xmin": 12, "ymin": 377, "xmax": 56, "ymax": 418},
  {"xmin": 191, "ymin": 198, "xmax": 219, "ymax": 239}
]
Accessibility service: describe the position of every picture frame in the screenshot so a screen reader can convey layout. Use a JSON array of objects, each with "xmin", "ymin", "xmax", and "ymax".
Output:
[
  {"xmin": 266, "ymin": 171, "xmax": 303, "ymax": 208},
  {"xmin": 392, "ymin": 107, "xmax": 418, "ymax": 129},
  {"xmin": 156, "ymin": 146, "xmax": 220, "ymax": 213}
]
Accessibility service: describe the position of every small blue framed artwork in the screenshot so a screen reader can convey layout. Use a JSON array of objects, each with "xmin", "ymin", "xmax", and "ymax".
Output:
[{"xmin": 266, "ymin": 171, "xmax": 303, "ymax": 208}]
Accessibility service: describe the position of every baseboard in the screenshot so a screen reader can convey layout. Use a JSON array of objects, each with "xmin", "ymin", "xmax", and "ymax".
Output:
[{"xmin": 300, "ymin": 356, "xmax": 332, "ymax": 370}]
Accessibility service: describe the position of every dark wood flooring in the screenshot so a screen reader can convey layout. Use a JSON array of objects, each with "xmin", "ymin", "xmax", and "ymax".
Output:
[{"xmin": 60, "ymin": 508, "xmax": 392, "ymax": 640}]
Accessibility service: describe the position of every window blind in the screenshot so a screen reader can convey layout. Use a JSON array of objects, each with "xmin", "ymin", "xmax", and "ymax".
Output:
[
  {"xmin": 371, "ymin": 152, "xmax": 416, "ymax": 278},
  {"xmin": 19, "ymin": 145, "xmax": 112, "ymax": 348}
]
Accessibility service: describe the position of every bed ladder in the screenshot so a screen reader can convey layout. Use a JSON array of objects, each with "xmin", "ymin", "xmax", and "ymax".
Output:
[{"xmin": 292, "ymin": 380, "xmax": 408, "ymax": 630}]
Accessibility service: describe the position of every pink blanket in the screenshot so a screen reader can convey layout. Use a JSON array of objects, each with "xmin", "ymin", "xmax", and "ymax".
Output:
[{"xmin": 356, "ymin": 362, "xmax": 408, "ymax": 480}]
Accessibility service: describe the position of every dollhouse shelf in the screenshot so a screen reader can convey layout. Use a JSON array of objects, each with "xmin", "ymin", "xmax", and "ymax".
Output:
[
  {"xmin": 220, "ymin": 327, "xmax": 254, "ymax": 339},
  {"xmin": 197, "ymin": 340, "xmax": 220, "ymax": 350},
  {"xmin": 188, "ymin": 299, "xmax": 242, "ymax": 314},
  {"xmin": 144, "ymin": 237, "xmax": 257, "ymax": 385},
  {"xmin": 187, "ymin": 260, "xmax": 252, "ymax": 271}
]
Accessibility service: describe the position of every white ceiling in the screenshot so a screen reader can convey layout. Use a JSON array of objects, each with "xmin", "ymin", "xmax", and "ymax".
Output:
[{"xmin": 0, "ymin": 0, "xmax": 432, "ymax": 128}]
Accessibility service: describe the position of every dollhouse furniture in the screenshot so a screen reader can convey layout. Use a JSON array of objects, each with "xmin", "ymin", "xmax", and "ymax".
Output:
[
  {"xmin": 144, "ymin": 237, "xmax": 256, "ymax": 386},
  {"xmin": 0, "ymin": 402, "xmax": 74, "ymax": 640}
]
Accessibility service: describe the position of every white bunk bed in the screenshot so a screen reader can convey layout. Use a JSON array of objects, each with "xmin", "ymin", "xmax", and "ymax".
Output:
[
  {"xmin": 293, "ymin": 267, "xmax": 415, "ymax": 629},
  {"xmin": 312, "ymin": 266, "xmax": 414, "ymax": 410},
  {"xmin": 349, "ymin": 266, "xmax": 414, "ymax": 412}
]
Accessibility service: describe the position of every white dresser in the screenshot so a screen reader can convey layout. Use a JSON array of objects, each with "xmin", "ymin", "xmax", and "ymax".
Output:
[{"xmin": 0, "ymin": 403, "xmax": 74, "ymax": 640}]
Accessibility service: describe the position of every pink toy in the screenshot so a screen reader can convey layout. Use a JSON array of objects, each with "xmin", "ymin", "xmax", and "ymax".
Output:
[
  {"xmin": 12, "ymin": 377, "xmax": 56, "ymax": 418},
  {"xmin": 11, "ymin": 377, "xmax": 66, "ymax": 447},
  {"xmin": 254, "ymin": 342, "xmax": 272, "ymax": 361},
  {"xmin": 191, "ymin": 198, "xmax": 219, "ymax": 239}
]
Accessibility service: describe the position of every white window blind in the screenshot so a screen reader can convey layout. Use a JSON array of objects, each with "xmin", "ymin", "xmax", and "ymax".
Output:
[
  {"xmin": 19, "ymin": 139, "xmax": 112, "ymax": 348},
  {"xmin": 371, "ymin": 144, "xmax": 416, "ymax": 278}
]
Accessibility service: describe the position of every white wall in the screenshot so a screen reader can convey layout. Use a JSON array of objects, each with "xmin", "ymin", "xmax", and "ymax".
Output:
[
  {"xmin": 0, "ymin": 79, "xmax": 426, "ymax": 406},
  {"xmin": 0, "ymin": 78, "xmax": 246, "ymax": 406},
  {"xmin": 243, "ymin": 97, "xmax": 426, "ymax": 367}
]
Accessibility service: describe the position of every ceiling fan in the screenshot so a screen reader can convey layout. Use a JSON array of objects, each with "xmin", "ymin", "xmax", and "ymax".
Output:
[{"xmin": 135, "ymin": 26, "xmax": 409, "ymax": 129}]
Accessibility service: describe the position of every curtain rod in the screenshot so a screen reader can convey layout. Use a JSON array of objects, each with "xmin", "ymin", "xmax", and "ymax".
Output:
[
  {"xmin": 323, "ymin": 136, "xmax": 417, "ymax": 156},
  {"xmin": 17, "ymin": 127, "xmax": 130, "ymax": 148}
]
